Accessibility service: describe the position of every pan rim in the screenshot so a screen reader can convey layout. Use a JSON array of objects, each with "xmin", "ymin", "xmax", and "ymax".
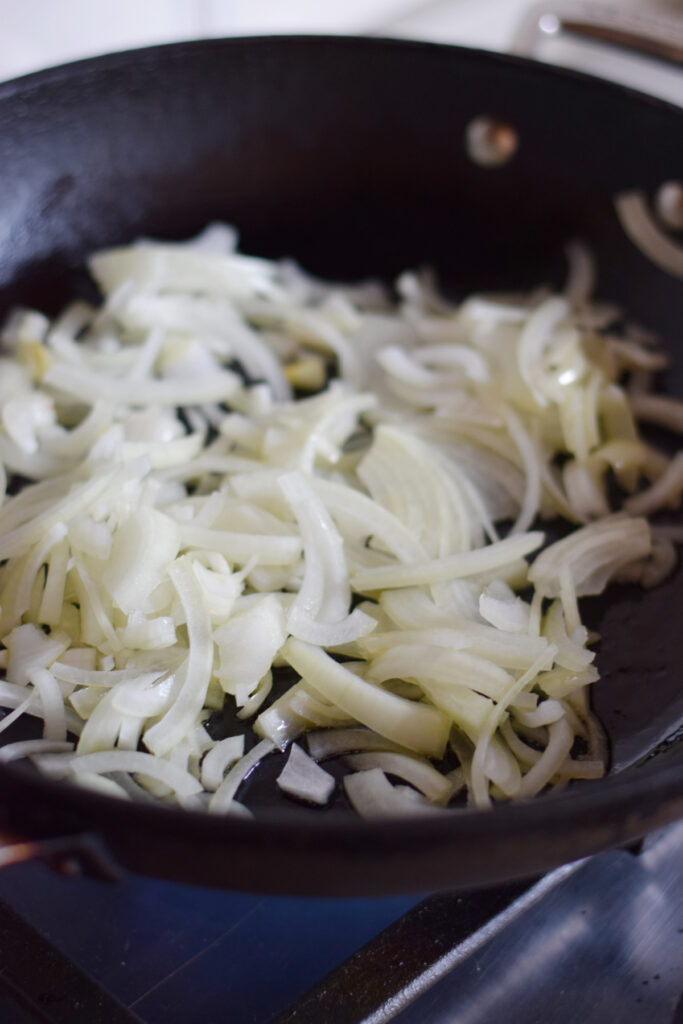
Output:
[
  {"xmin": 0, "ymin": 737, "xmax": 680, "ymax": 843},
  {"xmin": 0, "ymin": 32, "xmax": 681, "ymax": 884},
  {"xmin": 0, "ymin": 32, "xmax": 681, "ymax": 118}
]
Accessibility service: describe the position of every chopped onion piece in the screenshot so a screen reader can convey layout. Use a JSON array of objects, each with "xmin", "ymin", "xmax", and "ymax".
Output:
[
  {"xmin": 346, "ymin": 751, "xmax": 453, "ymax": 804},
  {"xmin": 517, "ymin": 717, "xmax": 575, "ymax": 798},
  {"xmin": 71, "ymin": 773, "xmax": 132, "ymax": 799},
  {"xmin": 279, "ymin": 470, "xmax": 351, "ymax": 629},
  {"xmin": 214, "ymin": 595, "xmax": 286, "ymax": 700},
  {"xmin": 470, "ymin": 645, "xmax": 558, "ymax": 808},
  {"xmin": 344, "ymin": 768, "xmax": 447, "ymax": 819},
  {"xmin": 144, "ymin": 558, "xmax": 213, "ymax": 756},
  {"xmin": 201, "ymin": 735, "xmax": 246, "ymax": 791},
  {"xmin": 236, "ymin": 670, "xmax": 273, "ymax": 721},
  {"xmin": 5, "ymin": 624, "xmax": 69, "ymax": 687},
  {"xmin": 624, "ymin": 452, "xmax": 683, "ymax": 516},
  {"xmin": 104, "ymin": 509, "xmax": 180, "ymax": 615},
  {"xmin": 368, "ymin": 645, "xmax": 513, "ymax": 701},
  {"xmin": 529, "ymin": 517, "xmax": 651, "ymax": 598},
  {"xmin": 351, "ymin": 532, "xmax": 544, "ymax": 592},
  {"xmin": 179, "ymin": 524, "xmax": 301, "ymax": 565},
  {"xmin": 615, "ymin": 191, "xmax": 683, "ymax": 280},
  {"xmin": 629, "ymin": 393, "xmax": 683, "ymax": 435},
  {"xmin": 307, "ymin": 728, "xmax": 409, "ymax": 760},
  {"xmin": 34, "ymin": 749, "xmax": 203, "ymax": 802},
  {"xmin": 0, "ymin": 739, "xmax": 73, "ymax": 763},
  {"xmin": 513, "ymin": 699, "xmax": 565, "ymax": 728},
  {"xmin": 29, "ymin": 668, "xmax": 67, "ymax": 741},
  {"xmin": 564, "ymin": 240, "xmax": 596, "ymax": 307},
  {"xmin": 517, "ymin": 296, "xmax": 569, "ymax": 406},
  {"xmin": 283, "ymin": 638, "xmax": 449, "ymax": 759},
  {"xmin": 479, "ymin": 591, "xmax": 530, "ymax": 634},
  {"xmin": 51, "ymin": 664, "xmax": 161, "ymax": 688},
  {"xmin": 483, "ymin": 735, "xmax": 522, "ymax": 797},
  {"xmin": 288, "ymin": 687, "xmax": 354, "ymax": 728},
  {"xmin": 254, "ymin": 684, "xmax": 312, "ymax": 750},
  {"xmin": 209, "ymin": 738, "xmax": 276, "ymax": 812},
  {"xmin": 277, "ymin": 743, "xmax": 335, "ymax": 805},
  {"xmin": 111, "ymin": 674, "xmax": 175, "ymax": 717},
  {"xmin": 0, "ymin": 698, "xmax": 32, "ymax": 736}
]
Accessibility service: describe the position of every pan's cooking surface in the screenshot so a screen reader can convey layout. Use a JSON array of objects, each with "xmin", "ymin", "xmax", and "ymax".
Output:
[{"xmin": 0, "ymin": 36, "xmax": 681, "ymax": 894}]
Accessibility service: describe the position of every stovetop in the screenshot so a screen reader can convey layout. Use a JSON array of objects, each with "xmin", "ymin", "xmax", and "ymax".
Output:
[{"xmin": 0, "ymin": 821, "xmax": 681, "ymax": 1023}]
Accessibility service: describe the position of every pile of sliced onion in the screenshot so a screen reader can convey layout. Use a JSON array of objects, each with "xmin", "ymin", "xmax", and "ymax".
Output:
[{"xmin": 0, "ymin": 223, "xmax": 680, "ymax": 816}]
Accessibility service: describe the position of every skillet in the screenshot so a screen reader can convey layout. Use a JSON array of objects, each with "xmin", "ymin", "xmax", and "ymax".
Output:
[{"xmin": 0, "ymin": 35, "xmax": 681, "ymax": 896}]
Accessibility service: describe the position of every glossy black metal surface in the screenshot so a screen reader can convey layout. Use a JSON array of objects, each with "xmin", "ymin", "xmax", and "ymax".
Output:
[
  {"xmin": 0, "ymin": 36, "xmax": 681, "ymax": 895},
  {"xmin": 1, "ymin": 827, "xmax": 680, "ymax": 1023},
  {"xmin": 0, "ymin": 860, "xmax": 420, "ymax": 1023},
  {"xmin": 0, "ymin": 896, "xmax": 141, "ymax": 1023},
  {"xmin": 277, "ymin": 824, "xmax": 683, "ymax": 1023}
]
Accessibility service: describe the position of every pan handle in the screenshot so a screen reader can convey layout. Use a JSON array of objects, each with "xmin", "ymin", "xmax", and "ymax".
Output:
[
  {"xmin": 0, "ymin": 828, "xmax": 123, "ymax": 882},
  {"xmin": 512, "ymin": 1, "xmax": 683, "ymax": 67}
]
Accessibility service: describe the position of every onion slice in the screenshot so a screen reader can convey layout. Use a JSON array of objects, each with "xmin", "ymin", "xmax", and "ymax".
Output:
[
  {"xmin": 277, "ymin": 743, "xmax": 335, "ymax": 805},
  {"xmin": 283, "ymin": 638, "xmax": 450, "ymax": 759},
  {"xmin": 209, "ymin": 738, "xmax": 276, "ymax": 813},
  {"xmin": 344, "ymin": 768, "xmax": 448, "ymax": 819},
  {"xmin": 615, "ymin": 191, "xmax": 683, "ymax": 280},
  {"xmin": 346, "ymin": 751, "xmax": 453, "ymax": 804}
]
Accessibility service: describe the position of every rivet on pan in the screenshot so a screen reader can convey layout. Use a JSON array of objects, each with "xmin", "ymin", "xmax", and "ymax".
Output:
[
  {"xmin": 538, "ymin": 13, "xmax": 561, "ymax": 36},
  {"xmin": 655, "ymin": 181, "xmax": 683, "ymax": 231},
  {"xmin": 465, "ymin": 117, "xmax": 519, "ymax": 168}
]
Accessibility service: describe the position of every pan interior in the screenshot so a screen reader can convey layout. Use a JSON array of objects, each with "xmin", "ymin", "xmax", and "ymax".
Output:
[{"xmin": 0, "ymin": 37, "xmax": 681, "ymax": 824}]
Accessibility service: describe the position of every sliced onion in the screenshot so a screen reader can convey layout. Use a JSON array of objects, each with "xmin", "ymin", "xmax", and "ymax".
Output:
[
  {"xmin": 345, "ymin": 751, "xmax": 453, "ymax": 804},
  {"xmin": 33, "ymin": 749, "xmax": 203, "ymax": 802},
  {"xmin": 288, "ymin": 688, "xmax": 354, "ymax": 728},
  {"xmin": 564, "ymin": 240, "xmax": 596, "ymax": 307},
  {"xmin": 201, "ymin": 735, "xmax": 246, "ymax": 791},
  {"xmin": 0, "ymin": 739, "xmax": 74, "ymax": 763},
  {"xmin": 0, "ymin": 221, "xmax": 679, "ymax": 821},
  {"xmin": 277, "ymin": 743, "xmax": 335, "ymax": 805},
  {"xmin": 483, "ymin": 735, "xmax": 522, "ymax": 797},
  {"xmin": 479, "ymin": 591, "xmax": 530, "ymax": 634},
  {"xmin": 367, "ymin": 644, "xmax": 513, "ymax": 701},
  {"xmin": 624, "ymin": 452, "xmax": 683, "ymax": 516},
  {"xmin": 351, "ymin": 531, "xmax": 544, "ymax": 592},
  {"xmin": 29, "ymin": 668, "xmax": 67, "ymax": 741},
  {"xmin": 283, "ymin": 638, "xmax": 450, "ymax": 759},
  {"xmin": 306, "ymin": 728, "xmax": 409, "ymax": 760},
  {"xmin": 516, "ymin": 717, "xmax": 575, "ymax": 798},
  {"xmin": 343, "ymin": 768, "xmax": 448, "ymax": 819},
  {"xmin": 254, "ymin": 684, "xmax": 311, "ymax": 750},
  {"xmin": 209, "ymin": 738, "xmax": 275, "ymax": 812},
  {"xmin": 144, "ymin": 558, "xmax": 213, "ymax": 756},
  {"xmin": 615, "ymin": 191, "xmax": 683, "ymax": 280},
  {"xmin": 0, "ymin": 697, "xmax": 32, "ymax": 736},
  {"xmin": 629, "ymin": 393, "xmax": 683, "ymax": 434},
  {"xmin": 512, "ymin": 699, "xmax": 565, "ymax": 728},
  {"xmin": 529, "ymin": 517, "xmax": 651, "ymax": 598}
]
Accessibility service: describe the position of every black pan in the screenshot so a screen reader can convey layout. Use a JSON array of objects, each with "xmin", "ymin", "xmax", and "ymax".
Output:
[{"xmin": 0, "ymin": 36, "xmax": 681, "ymax": 897}]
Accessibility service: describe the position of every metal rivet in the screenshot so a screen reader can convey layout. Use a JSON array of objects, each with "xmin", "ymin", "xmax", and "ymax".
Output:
[
  {"xmin": 465, "ymin": 117, "xmax": 519, "ymax": 169},
  {"xmin": 655, "ymin": 181, "xmax": 683, "ymax": 231},
  {"xmin": 538, "ymin": 13, "xmax": 561, "ymax": 36}
]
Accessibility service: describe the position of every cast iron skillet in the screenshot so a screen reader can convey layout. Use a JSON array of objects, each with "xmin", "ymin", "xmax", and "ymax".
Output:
[{"xmin": 0, "ymin": 36, "xmax": 681, "ymax": 897}]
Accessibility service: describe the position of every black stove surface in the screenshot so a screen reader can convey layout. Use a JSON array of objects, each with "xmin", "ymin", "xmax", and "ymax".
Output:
[
  {"xmin": 0, "ymin": 822, "xmax": 682, "ymax": 1024},
  {"xmin": 0, "ymin": 860, "xmax": 418, "ymax": 1023}
]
